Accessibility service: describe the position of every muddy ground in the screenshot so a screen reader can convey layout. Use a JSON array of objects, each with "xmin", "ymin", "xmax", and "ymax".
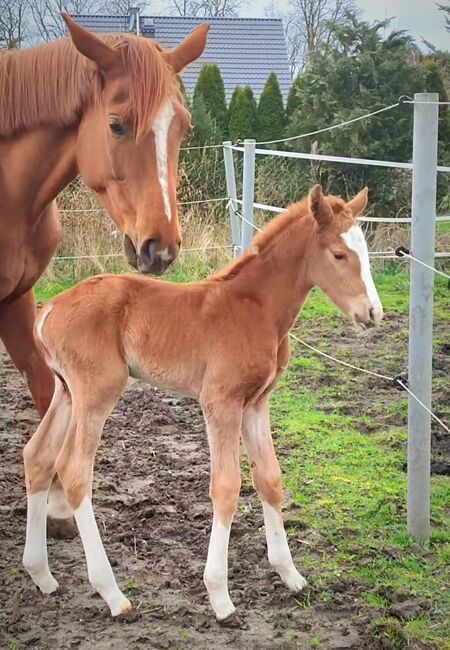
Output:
[{"xmin": 0, "ymin": 308, "xmax": 448, "ymax": 650}]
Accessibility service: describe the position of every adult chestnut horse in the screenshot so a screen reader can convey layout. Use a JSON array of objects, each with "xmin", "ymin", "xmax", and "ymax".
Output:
[
  {"xmin": 23, "ymin": 186, "xmax": 383, "ymax": 620},
  {"xmin": 0, "ymin": 16, "xmax": 208, "ymax": 418}
]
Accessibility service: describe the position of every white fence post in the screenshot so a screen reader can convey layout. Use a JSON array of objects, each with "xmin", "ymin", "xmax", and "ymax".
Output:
[
  {"xmin": 223, "ymin": 142, "xmax": 241, "ymax": 257},
  {"xmin": 241, "ymin": 139, "xmax": 256, "ymax": 252},
  {"xmin": 407, "ymin": 92, "xmax": 439, "ymax": 544}
]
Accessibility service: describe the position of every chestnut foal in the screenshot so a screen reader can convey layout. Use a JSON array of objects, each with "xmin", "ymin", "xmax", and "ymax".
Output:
[{"xmin": 23, "ymin": 185, "xmax": 383, "ymax": 620}]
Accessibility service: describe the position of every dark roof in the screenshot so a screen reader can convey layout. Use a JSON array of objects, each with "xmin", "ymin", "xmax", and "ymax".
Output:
[{"xmin": 70, "ymin": 15, "xmax": 292, "ymax": 101}]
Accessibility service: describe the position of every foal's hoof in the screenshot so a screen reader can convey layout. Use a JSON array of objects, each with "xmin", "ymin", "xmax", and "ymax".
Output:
[
  {"xmin": 47, "ymin": 516, "xmax": 77, "ymax": 540},
  {"xmin": 111, "ymin": 598, "xmax": 137, "ymax": 621}
]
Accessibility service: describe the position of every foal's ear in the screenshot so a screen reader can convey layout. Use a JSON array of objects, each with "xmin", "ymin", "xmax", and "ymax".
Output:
[
  {"xmin": 62, "ymin": 14, "xmax": 119, "ymax": 72},
  {"xmin": 166, "ymin": 23, "xmax": 210, "ymax": 74},
  {"xmin": 309, "ymin": 185, "xmax": 333, "ymax": 228},
  {"xmin": 346, "ymin": 187, "xmax": 368, "ymax": 217}
]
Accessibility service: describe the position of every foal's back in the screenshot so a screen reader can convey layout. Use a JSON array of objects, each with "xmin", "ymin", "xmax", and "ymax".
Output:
[{"xmin": 37, "ymin": 273, "xmax": 274, "ymax": 399}]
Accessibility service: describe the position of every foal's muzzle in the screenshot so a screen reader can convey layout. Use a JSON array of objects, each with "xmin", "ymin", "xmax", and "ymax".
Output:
[{"xmin": 124, "ymin": 236, "xmax": 179, "ymax": 275}]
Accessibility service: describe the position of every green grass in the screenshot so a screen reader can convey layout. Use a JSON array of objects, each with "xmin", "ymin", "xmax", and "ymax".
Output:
[{"xmin": 34, "ymin": 268, "xmax": 449, "ymax": 646}]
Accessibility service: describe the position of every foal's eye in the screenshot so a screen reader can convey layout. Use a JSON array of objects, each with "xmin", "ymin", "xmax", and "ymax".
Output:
[
  {"xmin": 109, "ymin": 121, "xmax": 126, "ymax": 137},
  {"xmin": 333, "ymin": 252, "xmax": 346, "ymax": 260}
]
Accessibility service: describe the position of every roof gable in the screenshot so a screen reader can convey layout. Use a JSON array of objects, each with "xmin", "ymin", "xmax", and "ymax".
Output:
[{"xmin": 70, "ymin": 15, "xmax": 292, "ymax": 101}]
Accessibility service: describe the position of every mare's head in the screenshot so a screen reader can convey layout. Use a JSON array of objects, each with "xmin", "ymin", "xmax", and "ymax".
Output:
[
  {"xmin": 307, "ymin": 185, "xmax": 383, "ymax": 331},
  {"xmin": 64, "ymin": 15, "xmax": 209, "ymax": 274}
]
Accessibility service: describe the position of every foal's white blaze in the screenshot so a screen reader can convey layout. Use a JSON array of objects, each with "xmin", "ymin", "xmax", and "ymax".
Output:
[
  {"xmin": 23, "ymin": 490, "xmax": 59, "ymax": 593},
  {"xmin": 262, "ymin": 501, "xmax": 308, "ymax": 592},
  {"xmin": 152, "ymin": 101, "xmax": 175, "ymax": 223},
  {"xmin": 74, "ymin": 496, "xmax": 131, "ymax": 616},
  {"xmin": 204, "ymin": 516, "xmax": 235, "ymax": 620},
  {"xmin": 341, "ymin": 225, "xmax": 383, "ymax": 324}
]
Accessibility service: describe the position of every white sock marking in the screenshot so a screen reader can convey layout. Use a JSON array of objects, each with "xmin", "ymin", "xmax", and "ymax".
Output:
[
  {"xmin": 152, "ymin": 101, "xmax": 175, "ymax": 223},
  {"xmin": 74, "ymin": 496, "xmax": 131, "ymax": 616},
  {"xmin": 204, "ymin": 516, "xmax": 235, "ymax": 620},
  {"xmin": 23, "ymin": 490, "xmax": 59, "ymax": 593},
  {"xmin": 262, "ymin": 501, "xmax": 307, "ymax": 592},
  {"xmin": 341, "ymin": 225, "xmax": 383, "ymax": 324}
]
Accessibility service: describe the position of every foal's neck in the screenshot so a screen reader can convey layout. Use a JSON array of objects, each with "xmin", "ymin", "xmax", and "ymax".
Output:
[{"xmin": 228, "ymin": 215, "xmax": 314, "ymax": 337}]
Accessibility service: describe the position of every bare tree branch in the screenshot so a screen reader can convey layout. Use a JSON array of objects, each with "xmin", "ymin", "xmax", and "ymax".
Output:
[
  {"xmin": 0, "ymin": 0, "xmax": 29, "ymax": 48},
  {"xmin": 286, "ymin": 0, "xmax": 356, "ymax": 74},
  {"xmin": 169, "ymin": 0, "xmax": 245, "ymax": 18}
]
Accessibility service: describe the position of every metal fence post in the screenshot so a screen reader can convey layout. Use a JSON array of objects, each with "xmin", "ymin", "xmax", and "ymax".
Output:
[
  {"xmin": 408, "ymin": 92, "xmax": 439, "ymax": 544},
  {"xmin": 241, "ymin": 139, "xmax": 256, "ymax": 252},
  {"xmin": 223, "ymin": 141, "xmax": 240, "ymax": 257}
]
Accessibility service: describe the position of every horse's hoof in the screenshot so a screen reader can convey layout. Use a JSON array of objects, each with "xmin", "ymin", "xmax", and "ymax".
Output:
[
  {"xmin": 47, "ymin": 516, "xmax": 77, "ymax": 539},
  {"xmin": 117, "ymin": 607, "xmax": 140, "ymax": 623}
]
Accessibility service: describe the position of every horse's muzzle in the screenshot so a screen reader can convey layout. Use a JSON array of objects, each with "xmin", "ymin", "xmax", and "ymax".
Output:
[{"xmin": 124, "ymin": 235, "xmax": 178, "ymax": 275}]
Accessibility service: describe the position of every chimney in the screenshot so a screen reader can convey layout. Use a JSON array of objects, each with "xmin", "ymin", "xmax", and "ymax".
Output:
[{"xmin": 129, "ymin": 7, "xmax": 140, "ymax": 35}]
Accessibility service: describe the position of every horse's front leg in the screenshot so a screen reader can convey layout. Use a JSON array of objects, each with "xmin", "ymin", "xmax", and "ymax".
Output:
[
  {"xmin": 0, "ymin": 289, "xmax": 54, "ymax": 416},
  {"xmin": 201, "ymin": 392, "xmax": 243, "ymax": 621},
  {"xmin": 0, "ymin": 289, "xmax": 77, "ymax": 538}
]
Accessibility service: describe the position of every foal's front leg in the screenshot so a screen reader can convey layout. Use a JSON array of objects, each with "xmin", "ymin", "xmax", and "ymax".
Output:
[
  {"xmin": 201, "ymin": 393, "xmax": 243, "ymax": 620},
  {"xmin": 242, "ymin": 398, "xmax": 307, "ymax": 592},
  {"xmin": 55, "ymin": 372, "xmax": 132, "ymax": 617}
]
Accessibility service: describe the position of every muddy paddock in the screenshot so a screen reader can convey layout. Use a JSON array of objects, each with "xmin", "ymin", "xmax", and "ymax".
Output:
[{"xmin": 0, "ymin": 315, "xmax": 447, "ymax": 650}]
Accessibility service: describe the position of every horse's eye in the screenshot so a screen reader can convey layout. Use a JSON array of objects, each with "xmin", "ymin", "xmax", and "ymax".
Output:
[
  {"xmin": 109, "ymin": 121, "xmax": 126, "ymax": 136},
  {"xmin": 334, "ymin": 252, "xmax": 346, "ymax": 260}
]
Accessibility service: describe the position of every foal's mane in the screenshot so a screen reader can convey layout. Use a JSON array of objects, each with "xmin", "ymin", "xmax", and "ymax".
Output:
[
  {"xmin": 214, "ymin": 198, "xmax": 313, "ymax": 281},
  {"xmin": 0, "ymin": 34, "xmax": 176, "ymax": 138},
  {"xmin": 214, "ymin": 194, "xmax": 351, "ymax": 282}
]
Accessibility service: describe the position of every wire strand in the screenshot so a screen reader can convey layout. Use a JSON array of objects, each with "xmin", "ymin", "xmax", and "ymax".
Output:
[
  {"xmin": 52, "ymin": 245, "xmax": 233, "ymax": 261},
  {"xmin": 289, "ymin": 332, "xmax": 394, "ymax": 382},
  {"xmin": 180, "ymin": 103, "xmax": 400, "ymax": 152},
  {"xmin": 396, "ymin": 380, "xmax": 450, "ymax": 434},
  {"xmin": 250, "ymin": 102, "xmax": 401, "ymax": 146},
  {"xmin": 59, "ymin": 197, "xmax": 229, "ymax": 214},
  {"xmin": 399, "ymin": 252, "xmax": 450, "ymax": 280}
]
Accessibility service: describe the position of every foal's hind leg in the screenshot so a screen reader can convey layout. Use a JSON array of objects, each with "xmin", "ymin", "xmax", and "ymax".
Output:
[
  {"xmin": 23, "ymin": 377, "xmax": 72, "ymax": 593},
  {"xmin": 55, "ymin": 368, "xmax": 131, "ymax": 617},
  {"xmin": 242, "ymin": 398, "xmax": 307, "ymax": 592}
]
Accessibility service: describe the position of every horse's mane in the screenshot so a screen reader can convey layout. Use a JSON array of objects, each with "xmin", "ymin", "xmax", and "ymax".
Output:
[{"xmin": 0, "ymin": 34, "xmax": 176, "ymax": 138}]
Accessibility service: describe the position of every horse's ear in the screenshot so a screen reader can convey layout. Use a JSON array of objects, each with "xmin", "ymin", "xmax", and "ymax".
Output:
[
  {"xmin": 166, "ymin": 23, "xmax": 210, "ymax": 74},
  {"xmin": 346, "ymin": 187, "xmax": 368, "ymax": 217},
  {"xmin": 62, "ymin": 13, "xmax": 119, "ymax": 72},
  {"xmin": 309, "ymin": 185, "xmax": 333, "ymax": 227}
]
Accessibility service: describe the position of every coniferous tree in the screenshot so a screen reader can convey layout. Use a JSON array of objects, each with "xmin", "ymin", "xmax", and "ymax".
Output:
[
  {"xmin": 257, "ymin": 72, "xmax": 287, "ymax": 143},
  {"xmin": 227, "ymin": 86, "xmax": 258, "ymax": 142},
  {"xmin": 193, "ymin": 63, "xmax": 228, "ymax": 138},
  {"xmin": 286, "ymin": 75, "xmax": 302, "ymax": 120}
]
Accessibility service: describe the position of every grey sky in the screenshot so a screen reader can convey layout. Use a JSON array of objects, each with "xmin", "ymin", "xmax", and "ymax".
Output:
[{"xmin": 150, "ymin": 0, "xmax": 449, "ymax": 51}]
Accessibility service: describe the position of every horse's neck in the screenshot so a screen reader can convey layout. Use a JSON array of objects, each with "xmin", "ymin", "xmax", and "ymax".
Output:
[
  {"xmin": 230, "ymin": 220, "xmax": 314, "ymax": 337},
  {"xmin": 1, "ymin": 126, "xmax": 78, "ymax": 221}
]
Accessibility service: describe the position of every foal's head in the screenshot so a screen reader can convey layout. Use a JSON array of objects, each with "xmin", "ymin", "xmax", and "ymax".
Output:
[
  {"xmin": 64, "ymin": 15, "xmax": 209, "ymax": 274},
  {"xmin": 307, "ymin": 185, "xmax": 383, "ymax": 330}
]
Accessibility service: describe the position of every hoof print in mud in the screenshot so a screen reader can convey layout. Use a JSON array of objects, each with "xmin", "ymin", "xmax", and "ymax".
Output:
[
  {"xmin": 217, "ymin": 611, "xmax": 247, "ymax": 629},
  {"xmin": 46, "ymin": 516, "xmax": 78, "ymax": 540},
  {"xmin": 117, "ymin": 607, "xmax": 141, "ymax": 624}
]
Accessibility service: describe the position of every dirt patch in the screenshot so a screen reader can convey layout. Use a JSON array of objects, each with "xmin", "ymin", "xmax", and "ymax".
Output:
[{"xmin": 0, "ymin": 312, "xmax": 442, "ymax": 650}]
